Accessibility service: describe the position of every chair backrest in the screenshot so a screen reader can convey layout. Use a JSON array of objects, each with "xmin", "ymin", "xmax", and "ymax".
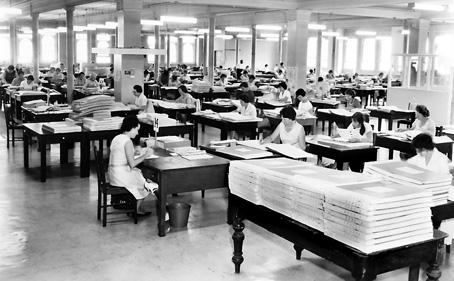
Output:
[
  {"xmin": 408, "ymin": 102, "xmax": 418, "ymax": 110},
  {"xmin": 4, "ymin": 104, "xmax": 13, "ymax": 128},
  {"xmin": 93, "ymin": 146, "xmax": 107, "ymax": 190},
  {"xmin": 145, "ymin": 99, "xmax": 155, "ymax": 114},
  {"xmin": 435, "ymin": 126, "xmax": 443, "ymax": 137}
]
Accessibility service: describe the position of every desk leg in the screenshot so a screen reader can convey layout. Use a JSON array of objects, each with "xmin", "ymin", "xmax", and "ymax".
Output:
[
  {"xmin": 80, "ymin": 135, "xmax": 90, "ymax": 178},
  {"xmin": 60, "ymin": 143, "xmax": 69, "ymax": 164},
  {"xmin": 408, "ymin": 264, "xmax": 420, "ymax": 281},
  {"xmin": 426, "ymin": 239, "xmax": 444, "ymax": 281},
  {"xmin": 388, "ymin": 117, "xmax": 393, "ymax": 131},
  {"xmin": 377, "ymin": 118, "xmax": 382, "ymax": 132},
  {"xmin": 39, "ymin": 138, "xmax": 46, "ymax": 182},
  {"xmin": 232, "ymin": 215, "xmax": 245, "ymax": 274},
  {"xmin": 24, "ymin": 130, "xmax": 29, "ymax": 168},
  {"xmin": 220, "ymin": 128, "xmax": 228, "ymax": 140},
  {"xmin": 194, "ymin": 119, "xmax": 199, "ymax": 148},
  {"xmin": 328, "ymin": 122, "xmax": 332, "ymax": 136},
  {"xmin": 189, "ymin": 130, "xmax": 194, "ymax": 147},
  {"xmin": 293, "ymin": 244, "xmax": 304, "ymax": 260},
  {"xmin": 157, "ymin": 183, "xmax": 167, "ymax": 237},
  {"xmin": 388, "ymin": 149, "xmax": 394, "ymax": 160},
  {"xmin": 336, "ymin": 161, "xmax": 344, "ymax": 170}
]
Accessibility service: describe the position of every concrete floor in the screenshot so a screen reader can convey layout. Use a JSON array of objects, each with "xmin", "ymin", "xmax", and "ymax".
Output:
[{"xmin": 0, "ymin": 112, "xmax": 453, "ymax": 281}]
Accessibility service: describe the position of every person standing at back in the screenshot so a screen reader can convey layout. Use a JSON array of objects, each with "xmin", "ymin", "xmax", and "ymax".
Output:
[{"xmin": 2, "ymin": 65, "xmax": 16, "ymax": 84}]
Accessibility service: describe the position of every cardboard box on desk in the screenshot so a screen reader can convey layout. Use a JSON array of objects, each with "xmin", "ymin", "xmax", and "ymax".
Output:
[{"xmin": 156, "ymin": 136, "xmax": 191, "ymax": 150}]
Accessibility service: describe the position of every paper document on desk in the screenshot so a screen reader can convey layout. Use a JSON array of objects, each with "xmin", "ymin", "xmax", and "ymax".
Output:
[
  {"xmin": 237, "ymin": 140, "xmax": 268, "ymax": 151},
  {"xmin": 265, "ymin": 143, "xmax": 316, "ymax": 159},
  {"xmin": 336, "ymin": 128, "xmax": 352, "ymax": 141}
]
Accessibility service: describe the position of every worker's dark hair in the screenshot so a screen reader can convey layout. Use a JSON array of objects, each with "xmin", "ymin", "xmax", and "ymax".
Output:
[
  {"xmin": 280, "ymin": 105, "xmax": 296, "ymax": 120},
  {"xmin": 120, "ymin": 115, "xmax": 139, "ymax": 132},
  {"xmin": 238, "ymin": 93, "xmax": 250, "ymax": 103},
  {"xmin": 345, "ymin": 89, "xmax": 356, "ymax": 97},
  {"xmin": 178, "ymin": 85, "xmax": 189, "ymax": 93},
  {"xmin": 412, "ymin": 133, "xmax": 435, "ymax": 151},
  {"xmin": 133, "ymin": 85, "xmax": 143, "ymax": 93},
  {"xmin": 415, "ymin": 104, "xmax": 430, "ymax": 117},
  {"xmin": 279, "ymin": 82, "xmax": 287, "ymax": 90},
  {"xmin": 239, "ymin": 82, "xmax": 249, "ymax": 88},
  {"xmin": 352, "ymin": 112, "xmax": 366, "ymax": 135}
]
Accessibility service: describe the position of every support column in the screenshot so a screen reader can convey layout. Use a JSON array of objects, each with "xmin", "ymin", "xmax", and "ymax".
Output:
[
  {"xmin": 177, "ymin": 37, "xmax": 183, "ymax": 65},
  {"xmin": 203, "ymin": 33, "xmax": 207, "ymax": 76},
  {"xmin": 235, "ymin": 39, "xmax": 239, "ymax": 66},
  {"xmin": 114, "ymin": 0, "xmax": 144, "ymax": 104},
  {"xmin": 198, "ymin": 37, "xmax": 204, "ymax": 66},
  {"xmin": 66, "ymin": 6, "xmax": 75, "ymax": 103},
  {"xmin": 154, "ymin": 25, "xmax": 160, "ymax": 78},
  {"xmin": 58, "ymin": 32, "xmax": 67, "ymax": 64},
  {"xmin": 315, "ymin": 29, "xmax": 322, "ymax": 79},
  {"xmin": 286, "ymin": 10, "xmax": 311, "ymax": 92},
  {"xmin": 251, "ymin": 26, "xmax": 256, "ymax": 75},
  {"xmin": 356, "ymin": 37, "xmax": 363, "ymax": 74},
  {"xmin": 9, "ymin": 19, "xmax": 17, "ymax": 67},
  {"xmin": 160, "ymin": 34, "xmax": 165, "ymax": 67},
  {"xmin": 166, "ymin": 34, "xmax": 170, "ymax": 68},
  {"xmin": 278, "ymin": 30, "xmax": 283, "ymax": 64},
  {"xmin": 207, "ymin": 15, "xmax": 215, "ymax": 85},
  {"xmin": 32, "ymin": 14, "xmax": 39, "ymax": 82}
]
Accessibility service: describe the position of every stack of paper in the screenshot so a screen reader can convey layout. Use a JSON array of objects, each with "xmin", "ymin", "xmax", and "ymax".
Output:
[
  {"xmin": 82, "ymin": 116, "xmax": 124, "ymax": 131},
  {"xmin": 265, "ymin": 143, "xmax": 316, "ymax": 159},
  {"xmin": 324, "ymin": 181, "xmax": 433, "ymax": 253},
  {"xmin": 23, "ymin": 99, "xmax": 46, "ymax": 108},
  {"xmin": 42, "ymin": 122, "xmax": 82, "ymax": 133},
  {"xmin": 70, "ymin": 95, "xmax": 115, "ymax": 120},
  {"xmin": 191, "ymin": 80, "xmax": 211, "ymax": 93},
  {"xmin": 215, "ymin": 146, "xmax": 273, "ymax": 159},
  {"xmin": 218, "ymin": 112, "xmax": 256, "ymax": 121},
  {"xmin": 364, "ymin": 160, "xmax": 452, "ymax": 206}
]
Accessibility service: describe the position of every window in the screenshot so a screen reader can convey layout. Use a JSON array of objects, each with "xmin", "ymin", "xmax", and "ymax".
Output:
[
  {"xmin": 96, "ymin": 33, "xmax": 111, "ymax": 65},
  {"xmin": 379, "ymin": 37, "xmax": 391, "ymax": 71},
  {"xmin": 336, "ymin": 39, "xmax": 344, "ymax": 74},
  {"xmin": 307, "ymin": 37, "xmax": 316, "ymax": 69},
  {"xmin": 18, "ymin": 37, "xmax": 33, "ymax": 64},
  {"xmin": 344, "ymin": 38, "xmax": 357, "ymax": 70},
  {"xmin": 41, "ymin": 35, "xmax": 57, "ymax": 63},
  {"xmin": 321, "ymin": 38, "xmax": 328, "ymax": 69},
  {"xmin": 76, "ymin": 33, "xmax": 87, "ymax": 64},
  {"xmin": 361, "ymin": 38, "xmax": 376, "ymax": 70},
  {"xmin": 434, "ymin": 34, "xmax": 454, "ymax": 76},
  {"xmin": 0, "ymin": 36, "xmax": 10, "ymax": 64},
  {"xmin": 182, "ymin": 36, "xmax": 195, "ymax": 64},
  {"xmin": 169, "ymin": 36, "xmax": 177, "ymax": 64},
  {"xmin": 147, "ymin": 36, "xmax": 155, "ymax": 64}
]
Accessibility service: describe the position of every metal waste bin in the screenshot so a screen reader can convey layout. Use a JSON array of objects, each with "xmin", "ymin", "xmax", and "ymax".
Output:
[{"xmin": 167, "ymin": 203, "xmax": 191, "ymax": 228}]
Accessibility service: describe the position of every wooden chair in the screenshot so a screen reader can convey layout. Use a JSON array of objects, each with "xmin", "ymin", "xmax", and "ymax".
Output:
[
  {"xmin": 94, "ymin": 146, "xmax": 137, "ymax": 227},
  {"xmin": 397, "ymin": 102, "xmax": 417, "ymax": 128},
  {"xmin": 4, "ymin": 104, "xmax": 23, "ymax": 148}
]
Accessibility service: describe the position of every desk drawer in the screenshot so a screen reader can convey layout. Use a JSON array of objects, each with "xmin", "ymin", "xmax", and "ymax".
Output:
[{"xmin": 44, "ymin": 134, "xmax": 83, "ymax": 144}]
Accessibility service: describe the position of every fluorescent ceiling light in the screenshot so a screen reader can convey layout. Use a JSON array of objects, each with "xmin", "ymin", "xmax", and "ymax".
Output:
[
  {"xmin": 261, "ymin": 33, "xmax": 279, "ymax": 38},
  {"xmin": 174, "ymin": 30, "xmax": 197, "ymax": 35},
  {"xmin": 57, "ymin": 27, "xmax": 67, "ymax": 32},
  {"xmin": 141, "ymin": 20, "xmax": 163, "ymax": 26},
  {"xmin": 356, "ymin": 30, "xmax": 377, "ymax": 36},
  {"xmin": 74, "ymin": 25, "xmax": 87, "ymax": 31},
  {"xmin": 255, "ymin": 25, "xmax": 282, "ymax": 31},
  {"xmin": 84, "ymin": 25, "xmax": 96, "ymax": 31},
  {"xmin": 376, "ymin": 36, "xmax": 390, "ymax": 40},
  {"xmin": 216, "ymin": 35, "xmax": 233, "ymax": 39},
  {"xmin": 160, "ymin": 16, "xmax": 197, "ymax": 24},
  {"xmin": 413, "ymin": 3, "xmax": 445, "ymax": 12},
  {"xmin": 198, "ymin": 28, "xmax": 221, "ymax": 34},
  {"xmin": 0, "ymin": 8, "xmax": 22, "ymax": 15},
  {"xmin": 225, "ymin": 26, "xmax": 250, "ymax": 33},
  {"xmin": 237, "ymin": 34, "xmax": 252, "ymax": 38},
  {"xmin": 87, "ymin": 23, "xmax": 107, "ymax": 29},
  {"xmin": 76, "ymin": 33, "xmax": 87, "ymax": 40},
  {"xmin": 97, "ymin": 34, "xmax": 111, "ymax": 41},
  {"xmin": 337, "ymin": 36, "xmax": 349, "ymax": 40},
  {"xmin": 401, "ymin": 29, "xmax": 410, "ymax": 35},
  {"xmin": 266, "ymin": 37, "xmax": 279, "ymax": 41},
  {"xmin": 0, "ymin": 26, "xmax": 8, "ymax": 30},
  {"xmin": 322, "ymin": 31, "xmax": 339, "ymax": 37},
  {"xmin": 105, "ymin": 21, "xmax": 118, "ymax": 28},
  {"xmin": 308, "ymin": 24, "xmax": 326, "ymax": 30}
]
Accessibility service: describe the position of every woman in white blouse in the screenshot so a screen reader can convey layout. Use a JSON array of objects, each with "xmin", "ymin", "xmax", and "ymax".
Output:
[
  {"xmin": 20, "ymin": 75, "xmax": 37, "ymax": 90},
  {"xmin": 276, "ymin": 82, "xmax": 292, "ymax": 103},
  {"xmin": 294, "ymin": 88, "xmax": 314, "ymax": 115}
]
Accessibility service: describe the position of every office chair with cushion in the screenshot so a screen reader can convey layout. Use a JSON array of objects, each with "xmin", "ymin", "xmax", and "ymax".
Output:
[
  {"xmin": 4, "ymin": 104, "xmax": 23, "ymax": 148},
  {"xmin": 397, "ymin": 102, "xmax": 417, "ymax": 128},
  {"xmin": 94, "ymin": 146, "xmax": 137, "ymax": 227}
]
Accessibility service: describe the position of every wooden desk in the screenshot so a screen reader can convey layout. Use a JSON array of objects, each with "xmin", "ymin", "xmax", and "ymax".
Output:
[
  {"xmin": 140, "ymin": 149, "xmax": 229, "ymax": 237},
  {"xmin": 191, "ymin": 91, "xmax": 230, "ymax": 101},
  {"xmin": 309, "ymin": 98, "xmax": 340, "ymax": 109},
  {"xmin": 264, "ymin": 112, "xmax": 317, "ymax": 135},
  {"xmin": 199, "ymin": 145, "xmax": 279, "ymax": 160},
  {"xmin": 368, "ymin": 108, "xmax": 415, "ymax": 131},
  {"xmin": 23, "ymin": 123, "xmax": 86, "ymax": 182},
  {"xmin": 431, "ymin": 200, "xmax": 454, "ymax": 230},
  {"xmin": 153, "ymin": 104, "xmax": 196, "ymax": 119},
  {"xmin": 22, "ymin": 106, "xmax": 71, "ymax": 123},
  {"xmin": 255, "ymin": 99, "xmax": 289, "ymax": 110},
  {"xmin": 306, "ymin": 138, "xmax": 378, "ymax": 170},
  {"xmin": 331, "ymin": 87, "xmax": 386, "ymax": 107},
  {"xmin": 138, "ymin": 120, "xmax": 195, "ymax": 146},
  {"xmin": 192, "ymin": 113, "xmax": 259, "ymax": 147},
  {"xmin": 202, "ymin": 102, "xmax": 236, "ymax": 113},
  {"xmin": 229, "ymin": 193, "xmax": 447, "ymax": 281},
  {"xmin": 374, "ymin": 134, "xmax": 453, "ymax": 160},
  {"xmin": 13, "ymin": 91, "xmax": 63, "ymax": 120},
  {"xmin": 317, "ymin": 109, "xmax": 370, "ymax": 135}
]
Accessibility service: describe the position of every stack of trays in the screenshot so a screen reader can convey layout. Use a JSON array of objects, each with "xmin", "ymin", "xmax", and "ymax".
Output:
[
  {"xmin": 70, "ymin": 95, "xmax": 114, "ymax": 120},
  {"xmin": 324, "ymin": 181, "xmax": 433, "ymax": 253},
  {"xmin": 364, "ymin": 160, "xmax": 452, "ymax": 206},
  {"xmin": 82, "ymin": 117, "xmax": 124, "ymax": 131}
]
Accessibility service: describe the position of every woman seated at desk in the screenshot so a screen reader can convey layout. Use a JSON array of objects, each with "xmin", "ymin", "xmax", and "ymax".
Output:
[
  {"xmin": 11, "ymin": 70, "xmax": 25, "ymax": 87},
  {"xmin": 240, "ymin": 70, "xmax": 249, "ymax": 82},
  {"xmin": 398, "ymin": 104, "xmax": 436, "ymax": 136},
  {"xmin": 334, "ymin": 112, "xmax": 372, "ymax": 172},
  {"xmin": 344, "ymin": 89, "xmax": 361, "ymax": 110},
  {"xmin": 19, "ymin": 75, "xmax": 38, "ymax": 91},
  {"xmin": 51, "ymin": 68, "xmax": 65, "ymax": 84},
  {"xmin": 175, "ymin": 85, "xmax": 195, "ymax": 105},
  {"xmin": 314, "ymin": 77, "xmax": 331, "ymax": 99},
  {"xmin": 108, "ymin": 115, "xmax": 158, "ymax": 216},
  {"xmin": 74, "ymin": 72, "xmax": 86, "ymax": 87},
  {"xmin": 277, "ymin": 82, "xmax": 292, "ymax": 103},
  {"xmin": 294, "ymin": 88, "xmax": 314, "ymax": 116},
  {"xmin": 179, "ymin": 70, "xmax": 191, "ymax": 84},
  {"xmin": 168, "ymin": 74, "xmax": 181, "ymax": 87},
  {"xmin": 261, "ymin": 105, "xmax": 306, "ymax": 150},
  {"xmin": 83, "ymin": 73, "xmax": 99, "ymax": 89},
  {"xmin": 215, "ymin": 74, "xmax": 229, "ymax": 87},
  {"xmin": 229, "ymin": 94, "xmax": 257, "ymax": 140}
]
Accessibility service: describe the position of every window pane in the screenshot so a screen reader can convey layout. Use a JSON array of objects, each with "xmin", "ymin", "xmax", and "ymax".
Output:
[
  {"xmin": 182, "ymin": 42, "xmax": 194, "ymax": 64},
  {"xmin": 361, "ymin": 38, "xmax": 376, "ymax": 70},
  {"xmin": 0, "ymin": 36, "xmax": 10, "ymax": 64},
  {"xmin": 321, "ymin": 38, "xmax": 328, "ymax": 69},
  {"xmin": 307, "ymin": 37, "xmax": 316, "ymax": 69},
  {"xmin": 170, "ymin": 42, "xmax": 177, "ymax": 64},
  {"xmin": 76, "ymin": 39, "xmax": 87, "ymax": 64},
  {"xmin": 41, "ymin": 35, "xmax": 56, "ymax": 63},
  {"xmin": 147, "ymin": 36, "xmax": 155, "ymax": 63},
  {"xmin": 379, "ymin": 37, "xmax": 391, "ymax": 71},
  {"xmin": 96, "ymin": 40, "xmax": 111, "ymax": 64},
  {"xmin": 336, "ymin": 39, "xmax": 344, "ymax": 74},
  {"xmin": 18, "ymin": 38, "xmax": 33, "ymax": 64},
  {"xmin": 344, "ymin": 38, "xmax": 357, "ymax": 70}
]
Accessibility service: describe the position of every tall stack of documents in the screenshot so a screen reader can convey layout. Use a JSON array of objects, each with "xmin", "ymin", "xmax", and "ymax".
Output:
[
  {"xmin": 191, "ymin": 80, "xmax": 211, "ymax": 93},
  {"xmin": 364, "ymin": 160, "xmax": 452, "ymax": 206},
  {"xmin": 324, "ymin": 181, "xmax": 433, "ymax": 253},
  {"xmin": 70, "ymin": 95, "xmax": 115, "ymax": 119},
  {"xmin": 82, "ymin": 117, "xmax": 124, "ymax": 131}
]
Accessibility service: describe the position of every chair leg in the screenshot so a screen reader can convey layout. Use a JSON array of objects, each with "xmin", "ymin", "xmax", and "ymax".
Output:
[
  {"xmin": 97, "ymin": 189, "xmax": 101, "ymax": 221},
  {"xmin": 103, "ymin": 192, "xmax": 108, "ymax": 227},
  {"xmin": 201, "ymin": 190, "xmax": 205, "ymax": 198},
  {"xmin": 133, "ymin": 200, "xmax": 138, "ymax": 224},
  {"xmin": 6, "ymin": 127, "xmax": 9, "ymax": 148},
  {"xmin": 12, "ymin": 126, "xmax": 15, "ymax": 147}
]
